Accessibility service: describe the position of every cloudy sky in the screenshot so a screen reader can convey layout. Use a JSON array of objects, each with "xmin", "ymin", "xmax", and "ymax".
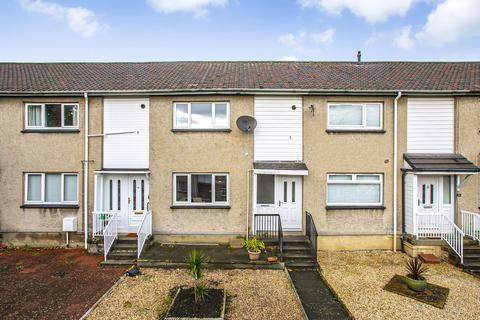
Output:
[{"xmin": 1, "ymin": 0, "xmax": 479, "ymax": 62}]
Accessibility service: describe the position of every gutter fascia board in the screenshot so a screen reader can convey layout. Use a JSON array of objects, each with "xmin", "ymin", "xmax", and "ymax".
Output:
[{"xmin": 0, "ymin": 89, "xmax": 476, "ymax": 97}]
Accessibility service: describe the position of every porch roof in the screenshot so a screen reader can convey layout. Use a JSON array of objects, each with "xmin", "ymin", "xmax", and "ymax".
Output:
[
  {"xmin": 253, "ymin": 161, "xmax": 308, "ymax": 175},
  {"xmin": 403, "ymin": 153, "xmax": 480, "ymax": 173}
]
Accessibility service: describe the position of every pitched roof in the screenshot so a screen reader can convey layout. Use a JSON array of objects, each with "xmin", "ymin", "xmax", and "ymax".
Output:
[
  {"xmin": 1, "ymin": 61, "xmax": 480, "ymax": 94},
  {"xmin": 404, "ymin": 153, "xmax": 480, "ymax": 173}
]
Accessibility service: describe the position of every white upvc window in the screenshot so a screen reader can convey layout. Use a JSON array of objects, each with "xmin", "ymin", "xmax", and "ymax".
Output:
[
  {"xmin": 327, "ymin": 173, "xmax": 383, "ymax": 206},
  {"xmin": 173, "ymin": 173, "xmax": 229, "ymax": 206},
  {"xmin": 24, "ymin": 173, "xmax": 78, "ymax": 204},
  {"xmin": 327, "ymin": 103, "xmax": 382, "ymax": 130},
  {"xmin": 173, "ymin": 102, "xmax": 230, "ymax": 129},
  {"xmin": 25, "ymin": 103, "xmax": 79, "ymax": 129}
]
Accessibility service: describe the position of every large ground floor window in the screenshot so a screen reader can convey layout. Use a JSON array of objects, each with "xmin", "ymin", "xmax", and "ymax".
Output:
[
  {"xmin": 327, "ymin": 173, "xmax": 383, "ymax": 207},
  {"xmin": 24, "ymin": 173, "xmax": 78, "ymax": 204},
  {"xmin": 173, "ymin": 173, "xmax": 229, "ymax": 206}
]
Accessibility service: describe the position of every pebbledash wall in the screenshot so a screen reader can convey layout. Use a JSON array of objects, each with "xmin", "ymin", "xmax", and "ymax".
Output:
[{"xmin": 1, "ymin": 94, "xmax": 480, "ymax": 249}]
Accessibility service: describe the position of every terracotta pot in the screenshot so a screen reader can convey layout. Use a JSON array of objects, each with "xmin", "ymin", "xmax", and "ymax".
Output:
[
  {"xmin": 405, "ymin": 275, "xmax": 427, "ymax": 292},
  {"xmin": 248, "ymin": 250, "xmax": 261, "ymax": 261}
]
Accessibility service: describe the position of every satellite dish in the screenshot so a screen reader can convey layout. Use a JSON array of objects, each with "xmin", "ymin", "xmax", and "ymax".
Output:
[{"xmin": 236, "ymin": 116, "xmax": 257, "ymax": 133}]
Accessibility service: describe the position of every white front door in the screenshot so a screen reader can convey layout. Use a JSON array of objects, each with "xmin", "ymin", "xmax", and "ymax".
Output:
[
  {"xmin": 103, "ymin": 174, "xmax": 149, "ymax": 232},
  {"xmin": 417, "ymin": 176, "xmax": 439, "ymax": 214},
  {"xmin": 254, "ymin": 174, "xmax": 302, "ymax": 231},
  {"xmin": 275, "ymin": 176, "xmax": 302, "ymax": 230}
]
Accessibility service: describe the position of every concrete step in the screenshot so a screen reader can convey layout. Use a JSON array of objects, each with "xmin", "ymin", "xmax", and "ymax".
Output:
[
  {"xmin": 463, "ymin": 254, "xmax": 480, "ymax": 262},
  {"xmin": 464, "ymin": 246, "xmax": 480, "ymax": 254},
  {"xmin": 283, "ymin": 244, "xmax": 310, "ymax": 251},
  {"xmin": 463, "ymin": 262, "xmax": 480, "ymax": 270},
  {"xmin": 112, "ymin": 242, "xmax": 137, "ymax": 249},
  {"xmin": 283, "ymin": 237, "xmax": 310, "ymax": 245},
  {"xmin": 101, "ymin": 259, "xmax": 136, "ymax": 266},
  {"xmin": 283, "ymin": 252, "xmax": 314, "ymax": 260},
  {"xmin": 108, "ymin": 251, "xmax": 137, "ymax": 258},
  {"xmin": 285, "ymin": 261, "xmax": 318, "ymax": 269}
]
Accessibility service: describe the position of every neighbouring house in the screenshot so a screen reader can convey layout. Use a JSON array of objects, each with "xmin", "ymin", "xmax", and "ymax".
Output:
[{"xmin": 1, "ymin": 61, "xmax": 479, "ymax": 267}]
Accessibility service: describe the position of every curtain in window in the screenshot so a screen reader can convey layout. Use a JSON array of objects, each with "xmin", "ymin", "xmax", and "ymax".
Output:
[
  {"xmin": 28, "ymin": 105, "xmax": 42, "ymax": 126},
  {"xmin": 328, "ymin": 184, "xmax": 380, "ymax": 204},
  {"xmin": 27, "ymin": 175, "xmax": 42, "ymax": 201},
  {"xmin": 330, "ymin": 104, "xmax": 362, "ymax": 126},
  {"xmin": 63, "ymin": 105, "xmax": 78, "ymax": 126},
  {"xmin": 45, "ymin": 174, "xmax": 61, "ymax": 202},
  {"xmin": 64, "ymin": 175, "xmax": 77, "ymax": 202},
  {"xmin": 191, "ymin": 174, "xmax": 212, "ymax": 202}
]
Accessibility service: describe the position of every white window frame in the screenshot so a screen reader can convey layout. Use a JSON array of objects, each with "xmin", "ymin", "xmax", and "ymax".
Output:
[
  {"xmin": 326, "ymin": 173, "xmax": 383, "ymax": 206},
  {"xmin": 173, "ymin": 102, "xmax": 230, "ymax": 129},
  {"xmin": 173, "ymin": 173, "xmax": 229, "ymax": 206},
  {"xmin": 24, "ymin": 173, "xmax": 79, "ymax": 204},
  {"xmin": 25, "ymin": 103, "xmax": 79, "ymax": 129},
  {"xmin": 327, "ymin": 103, "xmax": 383, "ymax": 130}
]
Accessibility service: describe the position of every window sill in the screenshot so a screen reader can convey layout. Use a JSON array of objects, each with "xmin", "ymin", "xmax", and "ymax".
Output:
[
  {"xmin": 326, "ymin": 129, "xmax": 386, "ymax": 134},
  {"xmin": 170, "ymin": 205, "xmax": 231, "ymax": 209},
  {"xmin": 326, "ymin": 205, "xmax": 385, "ymax": 210},
  {"xmin": 21, "ymin": 204, "xmax": 80, "ymax": 209},
  {"xmin": 22, "ymin": 129, "xmax": 80, "ymax": 133},
  {"xmin": 171, "ymin": 128, "xmax": 232, "ymax": 133}
]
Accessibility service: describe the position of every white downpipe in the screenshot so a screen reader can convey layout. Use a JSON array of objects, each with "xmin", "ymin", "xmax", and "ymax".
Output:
[
  {"xmin": 393, "ymin": 91, "xmax": 402, "ymax": 252},
  {"xmin": 246, "ymin": 168, "xmax": 254, "ymax": 239},
  {"xmin": 83, "ymin": 92, "xmax": 89, "ymax": 249}
]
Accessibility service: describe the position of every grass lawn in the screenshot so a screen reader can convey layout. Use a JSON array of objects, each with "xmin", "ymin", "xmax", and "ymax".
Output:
[
  {"xmin": 318, "ymin": 251, "xmax": 480, "ymax": 320},
  {"xmin": 0, "ymin": 247, "xmax": 125, "ymax": 320},
  {"xmin": 87, "ymin": 268, "xmax": 304, "ymax": 320}
]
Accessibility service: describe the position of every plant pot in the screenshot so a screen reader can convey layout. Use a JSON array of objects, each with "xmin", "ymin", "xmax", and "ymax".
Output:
[
  {"xmin": 248, "ymin": 250, "xmax": 261, "ymax": 261},
  {"xmin": 405, "ymin": 275, "xmax": 427, "ymax": 292}
]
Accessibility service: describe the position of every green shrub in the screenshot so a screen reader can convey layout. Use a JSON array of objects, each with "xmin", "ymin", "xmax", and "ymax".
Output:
[
  {"xmin": 242, "ymin": 236, "xmax": 265, "ymax": 253},
  {"xmin": 185, "ymin": 249, "xmax": 208, "ymax": 302}
]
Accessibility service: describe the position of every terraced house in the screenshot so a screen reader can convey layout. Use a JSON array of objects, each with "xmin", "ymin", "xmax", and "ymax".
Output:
[{"xmin": 1, "ymin": 61, "xmax": 480, "ymax": 269}]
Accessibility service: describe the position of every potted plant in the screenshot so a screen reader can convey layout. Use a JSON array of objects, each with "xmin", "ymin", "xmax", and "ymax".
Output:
[
  {"xmin": 405, "ymin": 257, "xmax": 429, "ymax": 292},
  {"xmin": 242, "ymin": 236, "xmax": 265, "ymax": 261}
]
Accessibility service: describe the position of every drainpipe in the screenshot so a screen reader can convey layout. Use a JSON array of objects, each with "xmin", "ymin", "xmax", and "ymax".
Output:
[
  {"xmin": 246, "ymin": 168, "xmax": 254, "ymax": 239},
  {"xmin": 83, "ymin": 92, "xmax": 89, "ymax": 249},
  {"xmin": 393, "ymin": 91, "xmax": 402, "ymax": 252}
]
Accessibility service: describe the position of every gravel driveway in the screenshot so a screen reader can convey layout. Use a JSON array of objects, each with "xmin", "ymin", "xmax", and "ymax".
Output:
[
  {"xmin": 87, "ymin": 268, "xmax": 304, "ymax": 320},
  {"xmin": 318, "ymin": 251, "xmax": 480, "ymax": 320}
]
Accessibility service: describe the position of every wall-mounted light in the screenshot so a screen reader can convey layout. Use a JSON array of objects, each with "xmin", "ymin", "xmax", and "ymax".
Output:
[{"xmin": 309, "ymin": 104, "xmax": 315, "ymax": 116}]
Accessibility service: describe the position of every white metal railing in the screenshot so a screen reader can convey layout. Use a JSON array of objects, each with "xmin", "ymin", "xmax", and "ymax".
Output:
[
  {"xmin": 137, "ymin": 210, "xmax": 152, "ymax": 259},
  {"xmin": 440, "ymin": 214, "xmax": 464, "ymax": 264},
  {"xmin": 416, "ymin": 213, "xmax": 444, "ymax": 238},
  {"xmin": 461, "ymin": 210, "xmax": 480, "ymax": 242},
  {"xmin": 92, "ymin": 212, "xmax": 114, "ymax": 236},
  {"xmin": 417, "ymin": 213, "xmax": 464, "ymax": 264},
  {"xmin": 103, "ymin": 212, "xmax": 118, "ymax": 261}
]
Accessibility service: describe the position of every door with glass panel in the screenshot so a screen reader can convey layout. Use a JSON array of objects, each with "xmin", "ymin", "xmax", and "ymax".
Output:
[
  {"xmin": 275, "ymin": 176, "xmax": 302, "ymax": 230},
  {"xmin": 128, "ymin": 175, "xmax": 149, "ymax": 228},
  {"xmin": 417, "ymin": 176, "xmax": 440, "ymax": 214}
]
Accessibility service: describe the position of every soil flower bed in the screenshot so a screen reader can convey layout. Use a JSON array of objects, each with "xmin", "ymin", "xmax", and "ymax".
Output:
[
  {"xmin": 0, "ymin": 247, "xmax": 125, "ymax": 320},
  {"xmin": 318, "ymin": 250, "xmax": 480, "ymax": 320},
  {"xmin": 87, "ymin": 268, "xmax": 304, "ymax": 320}
]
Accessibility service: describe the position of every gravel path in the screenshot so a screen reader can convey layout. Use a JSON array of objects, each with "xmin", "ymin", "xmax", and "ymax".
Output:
[
  {"xmin": 318, "ymin": 251, "xmax": 480, "ymax": 320},
  {"xmin": 87, "ymin": 268, "xmax": 304, "ymax": 320}
]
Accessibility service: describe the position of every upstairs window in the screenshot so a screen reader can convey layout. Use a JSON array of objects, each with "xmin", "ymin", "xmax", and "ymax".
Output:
[
  {"xmin": 25, "ymin": 173, "xmax": 78, "ymax": 204},
  {"xmin": 327, "ymin": 173, "xmax": 383, "ymax": 207},
  {"xmin": 173, "ymin": 102, "xmax": 229, "ymax": 129},
  {"xmin": 25, "ymin": 103, "xmax": 79, "ymax": 129},
  {"xmin": 173, "ymin": 173, "xmax": 229, "ymax": 206},
  {"xmin": 327, "ymin": 103, "xmax": 382, "ymax": 130}
]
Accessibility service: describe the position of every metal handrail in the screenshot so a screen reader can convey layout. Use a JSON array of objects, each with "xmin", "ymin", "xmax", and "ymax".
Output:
[
  {"xmin": 103, "ymin": 212, "xmax": 118, "ymax": 261},
  {"xmin": 461, "ymin": 210, "xmax": 480, "ymax": 242},
  {"xmin": 92, "ymin": 211, "xmax": 114, "ymax": 237},
  {"xmin": 137, "ymin": 210, "xmax": 152, "ymax": 259},
  {"xmin": 306, "ymin": 211, "xmax": 318, "ymax": 262},
  {"xmin": 253, "ymin": 214, "xmax": 283, "ymax": 260}
]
